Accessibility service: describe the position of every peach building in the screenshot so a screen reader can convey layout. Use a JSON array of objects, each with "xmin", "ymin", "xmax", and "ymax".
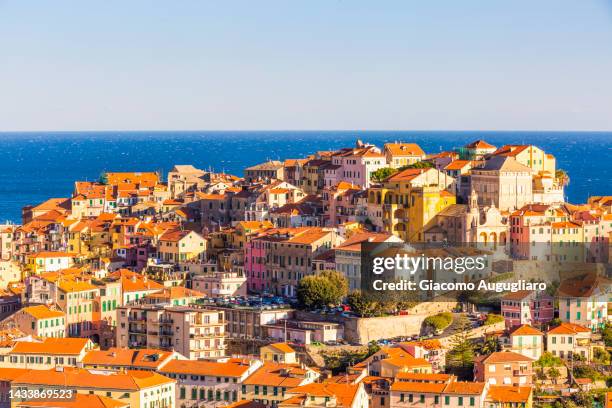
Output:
[
  {"xmin": 0, "ymin": 337, "xmax": 94, "ymax": 369},
  {"xmin": 508, "ymin": 325, "xmax": 544, "ymax": 361},
  {"xmin": 474, "ymin": 351, "xmax": 533, "ymax": 386},
  {"xmin": 470, "ymin": 156, "xmax": 533, "ymax": 212},
  {"xmin": 13, "ymin": 305, "xmax": 65, "ymax": 338},
  {"xmin": 116, "ymin": 304, "xmax": 226, "ymax": 359},
  {"xmin": 241, "ymin": 362, "xmax": 320, "ymax": 407},
  {"xmin": 279, "ymin": 382, "xmax": 369, "ymax": 408},
  {"xmin": 546, "ymin": 322, "xmax": 592, "ymax": 361},
  {"xmin": 384, "ymin": 143, "xmax": 426, "ymax": 168},
  {"xmin": 8, "ymin": 366, "xmax": 174, "ymax": 408},
  {"xmin": 160, "ymin": 358, "xmax": 263, "ymax": 407}
]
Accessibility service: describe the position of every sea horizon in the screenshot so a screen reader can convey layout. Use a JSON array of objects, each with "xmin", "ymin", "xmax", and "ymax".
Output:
[{"xmin": 1, "ymin": 130, "xmax": 610, "ymax": 224}]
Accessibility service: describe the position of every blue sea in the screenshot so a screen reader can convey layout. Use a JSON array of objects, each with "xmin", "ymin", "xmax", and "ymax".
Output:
[{"xmin": 0, "ymin": 131, "xmax": 610, "ymax": 224}]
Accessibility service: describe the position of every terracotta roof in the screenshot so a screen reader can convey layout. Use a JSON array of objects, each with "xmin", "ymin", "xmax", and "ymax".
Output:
[
  {"xmin": 107, "ymin": 269, "xmax": 164, "ymax": 293},
  {"xmin": 443, "ymin": 381, "xmax": 486, "ymax": 395},
  {"xmin": 10, "ymin": 338, "xmax": 90, "ymax": 355},
  {"xmin": 11, "ymin": 367, "xmax": 173, "ymax": 391},
  {"xmin": 283, "ymin": 383, "xmax": 360, "ymax": 407},
  {"xmin": 501, "ymin": 290, "xmax": 533, "ymax": 301},
  {"xmin": 486, "ymin": 385, "xmax": 532, "ymax": 403},
  {"xmin": 28, "ymin": 251, "xmax": 74, "ymax": 259},
  {"xmin": 558, "ymin": 273, "xmax": 609, "ymax": 298},
  {"xmin": 159, "ymin": 229, "xmax": 199, "ymax": 242},
  {"xmin": 161, "ymin": 358, "xmax": 255, "ymax": 377},
  {"xmin": 465, "ymin": 140, "xmax": 496, "ymax": 149},
  {"xmin": 83, "ymin": 348, "xmax": 176, "ymax": 369},
  {"xmin": 243, "ymin": 363, "xmax": 313, "ymax": 387},
  {"xmin": 21, "ymin": 305, "xmax": 65, "ymax": 320},
  {"xmin": 482, "ymin": 351, "xmax": 534, "ymax": 363},
  {"xmin": 390, "ymin": 381, "xmax": 446, "ymax": 393},
  {"xmin": 385, "ymin": 168, "xmax": 432, "ymax": 182},
  {"xmin": 267, "ymin": 343, "xmax": 296, "ymax": 354},
  {"xmin": 510, "ymin": 325, "xmax": 543, "ymax": 336},
  {"xmin": 547, "ymin": 322, "xmax": 591, "ymax": 335},
  {"xmin": 16, "ymin": 393, "xmax": 129, "ymax": 408},
  {"xmin": 444, "ymin": 160, "xmax": 472, "ymax": 171},
  {"xmin": 384, "ymin": 143, "xmax": 426, "ymax": 157}
]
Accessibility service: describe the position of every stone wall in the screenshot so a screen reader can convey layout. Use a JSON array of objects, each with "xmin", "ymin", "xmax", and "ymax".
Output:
[{"xmin": 297, "ymin": 298, "xmax": 457, "ymax": 345}]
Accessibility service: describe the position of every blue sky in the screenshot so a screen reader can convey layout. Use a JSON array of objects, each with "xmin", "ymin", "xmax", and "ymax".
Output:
[{"xmin": 1, "ymin": 0, "xmax": 611, "ymax": 131}]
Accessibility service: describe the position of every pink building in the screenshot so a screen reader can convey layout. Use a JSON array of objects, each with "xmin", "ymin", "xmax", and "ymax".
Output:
[
  {"xmin": 501, "ymin": 290, "xmax": 554, "ymax": 330},
  {"xmin": 244, "ymin": 238, "xmax": 268, "ymax": 293},
  {"xmin": 322, "ymin": 182, "xmax": 364, "ymax": 226},
  {"xmin": 329, "ymin": 142, "xmax": 388, "ymax": 188}
]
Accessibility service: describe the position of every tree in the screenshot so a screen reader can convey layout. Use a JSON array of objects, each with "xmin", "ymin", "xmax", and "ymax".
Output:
[
  {"xmin": 371, "ymin": 167, "xmax": 398, "ymax": 182},
  {"xmin": 593, "ymin": 347, "xmax": 610, "ymax": 365},
  {"xmin": 483, "ymin": 314, "xmax": 504, "ymax": 326},
  {"xmin": 297, "ymin": 271, "xmax": 348, "ymax": 309},
  {"xmin": 347, "ymin": 291, "xmax": 379, "ymax": 317},
  {"xmin": 602, "ymin": 324, "xmax": 612, "ymax": 347},
  {"xmin": 398, "ymin": 161, "xmax": 434, "ymax": 171},
  {"xmin": 446, "ymin": 316, "xmax": 475, "ymax": 380},
  {"xmin": 98, "ymin": 172, "xmax": 108, "ymax": 184},
  {"xmin": 423, "ymin": 313, "xmax": 453, "ymax": 331},
  {"xmin": 537, "ymin": 352, "xmax": 562, "ymax": 368},
  {"xmin": 479, "ymin": 335, "xmax": 500, "ymax": 355},
  {"xmin": 548, "ymin": 366, "xmax": 561, "ymax": 385}
]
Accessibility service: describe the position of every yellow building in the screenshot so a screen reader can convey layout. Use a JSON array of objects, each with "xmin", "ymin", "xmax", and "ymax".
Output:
[
  {"xmin": 56, "ymin": 277, "xmax": 99, "ymax": 338},
  {"xmin": 158, "ymin": 229, "xmax": 207, "ymax": 263},
  {"xmin": 383, "ymin": 143, "xmax": 426, "ymax": 168},
  {"xmin": 368, "ymin": 168, "xmax": 455, "ymax": 242},
  {"xmin": 0, "ymin": 337, "xmax": 94, "ymax": 370},
  {"xmin": 492, "ymin": 144, "xmax": 556, "ymax": 175},
  {"xmin": 260, "ymin": 343, "xmax": 297, "ymax": 364},
  {"xmin": 25, "ymin": 252, "xmax": 74, "ymax": 275},
  {"xmin": 241, "ymin": 362, "xmax": 319, "ymax": 406}
]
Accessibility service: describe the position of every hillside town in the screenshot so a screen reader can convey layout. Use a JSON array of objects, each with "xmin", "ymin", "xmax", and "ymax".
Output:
[{"xmin": 0, "ymin": 139, "xmax": 610, "ymax": 408}]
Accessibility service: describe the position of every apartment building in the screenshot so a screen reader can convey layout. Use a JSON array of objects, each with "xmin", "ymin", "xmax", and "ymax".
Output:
[
  {"xmin": 160, "ymin": 358, "xmax": 263, "ymax": 408},
  {"xmin": 501, "ymin": 290, "xmax": 554, "ymax": 330},
  {"xmin": 12, "ymin": 305, "xmax": 66, "ymax": 338},
  {"xmin": 546, "ymin": 322, "xmax": 592, "ymax": 361},
  {"xmin": 508, "ymin": 325, "xmax": 544, "ymax": 361},
  {"xmin": 8, "ymin": 367, "xmax": 174, "ymax": 408},
  {"xmin": 116, "ymin": 304, "xmax": 226, "ymax": 359},
  {"xmin": 474, "ymin": 351, "xmax": 533, "ymax": 386},
  {"xmin": 0, "ymin": 337, "xmax": 94, "ymax": 369},
  {"xmin": 241, "ymin": 362, "xmax": 320, "ymax": 407}
]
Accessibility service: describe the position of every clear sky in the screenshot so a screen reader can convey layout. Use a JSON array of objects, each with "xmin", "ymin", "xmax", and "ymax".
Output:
[{"xmin": 1, "ymin": 0, "xmax": 612, "ymax": 131}]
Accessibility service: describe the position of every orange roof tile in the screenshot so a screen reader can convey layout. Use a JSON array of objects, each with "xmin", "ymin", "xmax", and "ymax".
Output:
[
  {"xmin": 482, "ymin": 351, "xmax": 533, "ymax": 363},
  {"xmin": 510, "ymin": 324, "xmax": 544, "ymax": 336},
  {"xmin": 21, "ymin": 305, "xmax": 65, "ymax": 320},
  {"xmin": 11, "ymin": 367, "xmax": 172, "ymax": 391},
  {"xmin": 284, "ymin": 383, "xmax": 360, "ymax": 408},
  {"xmin": 486, "ymin": 385, "xmax": 532, "ymax": 403},
  {"xmin": 10, "ymin": 338, "xmax": 91, "ymax": 355},
  {"xmin": 16, "ymin": 393, "xmax": 129, "ymax": 408},
  {"xmin": 161, "ymin": 358, "xmax": 254, "ymax": 377},
  {"xmin": 243, "ymin": 363, "xmax": 313, "ymax": 387},
  {"xmin": 547, "ymin": 322, "xmax": 591, "ymax": 335}
]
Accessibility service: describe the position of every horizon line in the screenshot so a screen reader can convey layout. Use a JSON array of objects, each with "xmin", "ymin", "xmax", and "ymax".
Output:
[{"xmin": 1, "ymin": 129, "xmax": 612, "ymax": 134}]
